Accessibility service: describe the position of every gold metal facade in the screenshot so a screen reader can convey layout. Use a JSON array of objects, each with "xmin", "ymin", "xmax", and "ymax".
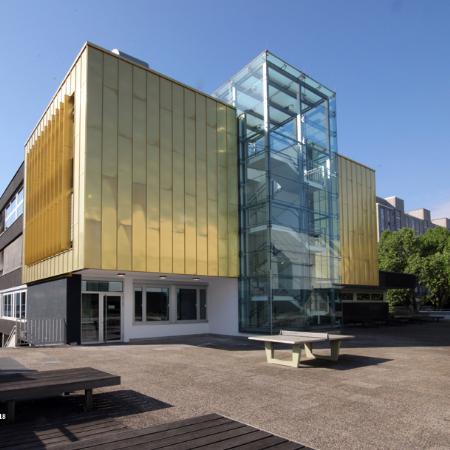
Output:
[
  {"xmin": 338, "ymin": 155, "xmax": 379, "ymax": 286},
  {"xmin": 83, "ymin": 45, "xmax": 239, "ymax": 276},
  {"xmin": 23, "ymin": 43, "xmax": 239, "ymax": 283},
  {"xmin": 24, "ymin": 94, "xmax": 74, "ymax": 265},
  {"xmin": 23, "ymin": 47, "xmax": 87, "ymax": 283}
]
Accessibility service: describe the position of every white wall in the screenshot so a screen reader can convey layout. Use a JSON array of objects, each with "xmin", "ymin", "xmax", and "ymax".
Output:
[{"xmin": 207, "ymin": 277, "xmax": 239, "ymax": 335}]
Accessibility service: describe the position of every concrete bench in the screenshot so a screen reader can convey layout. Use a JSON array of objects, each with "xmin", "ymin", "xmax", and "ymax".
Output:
[{"xmin": 249, "ymin": 330, "xmax": 354, "ymax": 367}]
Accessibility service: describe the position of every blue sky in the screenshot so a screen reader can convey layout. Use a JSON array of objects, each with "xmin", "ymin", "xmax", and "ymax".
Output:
[{"xmin": 1, "ymin": 0, "xmax": 449, "ymax": 217}]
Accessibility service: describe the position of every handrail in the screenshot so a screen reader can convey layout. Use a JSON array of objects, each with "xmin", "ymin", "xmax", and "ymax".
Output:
[{"xmin": 4, "ymin": 325, "xmax": 17, "ymax": 348}]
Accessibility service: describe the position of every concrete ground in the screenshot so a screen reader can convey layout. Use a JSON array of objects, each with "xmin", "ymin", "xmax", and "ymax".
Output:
[{"xmin": 1, "ymin": 322, "xmax": 450, "ymax": 450}]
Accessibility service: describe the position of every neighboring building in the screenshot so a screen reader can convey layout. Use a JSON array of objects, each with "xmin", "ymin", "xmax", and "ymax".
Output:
[
  {"xmin": 376, "ymin": 196, "xmax": 450, "ymax": 240},
  {"xmin": 0, "ymin": 163, "xmax": 27, "ymax": 342},
  {"xmin": 16, "ymin": 43, "xmax": 387, "ymax": 344}
]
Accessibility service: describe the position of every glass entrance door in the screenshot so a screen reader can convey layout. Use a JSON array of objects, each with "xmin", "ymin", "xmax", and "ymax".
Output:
[
  {"xmin": 81, "ymin": 293, "xmax": 100, "ymax": 343},
  {"xmin": 81, "ymin": 292, "xmax": 122, "ymax": 343},
  {"xmin": 104, "ymin": 295, "xmax": 121, "ymax": 341}
]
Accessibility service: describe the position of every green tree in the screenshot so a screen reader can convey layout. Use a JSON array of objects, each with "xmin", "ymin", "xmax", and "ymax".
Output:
[
  {"xmin": 415, "ymin": 228, "xmax": 450, "ymax": 309},
  {"xmin": 378, "ymin": 228, "xmax": 418, "ymax": 309},
  {"xmin": 378, "ymin": 227, "xmax": 450, "ymax": 310}
]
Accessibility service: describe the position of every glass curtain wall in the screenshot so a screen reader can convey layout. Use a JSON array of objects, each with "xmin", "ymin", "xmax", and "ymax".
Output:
[{"xmin": 214, "ymin": 51, "xmax": 340, "ymax": 332}]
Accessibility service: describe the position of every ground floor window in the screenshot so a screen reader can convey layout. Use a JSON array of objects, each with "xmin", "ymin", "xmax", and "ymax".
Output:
[
  {"xmin": 177, "ymin": 288, "xmax": 207, "ymax": 321},
  {"xmin": 133, "ymin": 285, "xmax": 207, "ymax": 323},
  {"xmin": 1, "ymin": 290, "xmax": 26, "ymax": 319},
  {"xmin": 134, "ymin": 287, "xmax": 169, "ymax": 322}
]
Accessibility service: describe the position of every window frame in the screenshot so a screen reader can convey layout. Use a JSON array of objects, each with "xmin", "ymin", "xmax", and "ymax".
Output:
[
  {"xmin": 176, "ymin": 286, "xmax": 207, "ymax": 323},
  {"xmin": 0, "ymin": 289, "xmax": 27, "ymax": 320}
]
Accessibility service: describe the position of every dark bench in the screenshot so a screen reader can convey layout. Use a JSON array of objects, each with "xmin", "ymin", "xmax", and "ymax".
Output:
[
  {"xmin": 52, "ymin": 413, "xmax": 311, "ymax": 450},
  {"xmin": 0, "ymin": 367, "xmax": 120, "ymax": 423}
]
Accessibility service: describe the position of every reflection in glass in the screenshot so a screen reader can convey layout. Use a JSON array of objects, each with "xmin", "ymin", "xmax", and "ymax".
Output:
[
  {"xmin": 177, "ymin": 288, "xmax": 197, "ymax": 320},
  {"xmin": 214, "ymin": 51, "xmax": 340, "ymax": 332},
  {"xmin": 81, "ymin": 293, "xmax": 99, "ymax": 342},
  {"xmin": 146, "ymin": 288, "xmax": 169, "ymax": 321}
]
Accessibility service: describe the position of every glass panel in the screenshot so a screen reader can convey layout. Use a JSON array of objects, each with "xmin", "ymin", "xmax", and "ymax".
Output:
[
  {"xmin": 15, "ymin": 292, "xmax": 20, "ymax": 318},
  {"xmin": 200, "ymin": 289, "xmax": 207, "ymax": 320},
  {"xmin": 104, "ymin": 295, "xmax": 121, "ymax": 341},
  {"xmin": 134, "ymin": 289, "xmax": 142, "ymax": 321},
  {"xmin": 146, "ymin": 288, "xmax": 169, "ymax": 321},
  {"xmin": 213, "ymin": 51, "xmax": 339, "ymax": 332},
  {"xmin": 82, "ymin": 280, "xmax": 123, "ymax": 292},
  {"xmin": 81, "ymin": 293, "xmax": 99, "ymax": 342},
  {"xmin": 177, "ymin": 288, "xmax": 197, "ymax": 320},
  {"xmin": 371, "ymin": 293, "xmax": 384, "ymax": 301},
  {"xmin": 20, "ymin": 292, "xmax": 26, "ymax": 319},
  {"xmin": 356, "ymin": 293, "xmax": 371, "ymax": 301},
  {"xmin": 338, "ymin": 292, "xmax": 354, "ymax": 301}
]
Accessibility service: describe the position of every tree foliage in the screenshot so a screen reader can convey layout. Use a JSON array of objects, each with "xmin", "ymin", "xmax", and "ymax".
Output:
[{"xmin": 378, "ymin": 227, "xmax": 450, "ymax": 309}]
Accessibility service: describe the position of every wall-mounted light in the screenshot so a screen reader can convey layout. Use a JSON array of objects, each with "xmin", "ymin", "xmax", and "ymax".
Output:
[
  {"xmin": 192, "ymin": 276, "xmax": 200, "ymax": 281},
  {"xmin": 117, "ymin": 273, "xmax": 125, "ymax": 277},
  {"xmin": 160, "ymin": 275, "xmax": 167, "ymax": 280}
]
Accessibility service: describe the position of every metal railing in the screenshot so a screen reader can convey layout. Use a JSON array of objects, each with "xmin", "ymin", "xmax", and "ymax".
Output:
[{"xmin": 17, "ymin": 318, "xmax": 66, "ymax": 346}]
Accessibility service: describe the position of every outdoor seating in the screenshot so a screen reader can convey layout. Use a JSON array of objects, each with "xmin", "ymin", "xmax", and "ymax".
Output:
[
  {"xmin": 391, "ymin": 306, "xmax": 444, "ymax": 323},
  {"xmin": 0, "ymin": 367, "xmax": 120, "ymax": 423},
  {"xmin": 249, "ymin": 330, "xmax": 354, "ymax": 367}
]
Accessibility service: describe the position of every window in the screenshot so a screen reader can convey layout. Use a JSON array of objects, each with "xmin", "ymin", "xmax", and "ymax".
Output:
[
  {"xmin": 200, "ymin": 289, "xmax": 207, "ymax": 320},
  {"xmin": 4, "ymin": 294, "xmax": 12, "ymax": 317},
  {"xmin": 4, "ymin": 188, "xmax": 23, "ymax": 229},
  {"xmin": 177, "ymin": 289, "xmax": 197, "ymax": 320},
  {"xmin": 146, "ymin": 288, "xmax": 169, "ymax": 321},
  {"xmin": 134, "ymin": 289, "xmax": 143, "ymax": 321},
  {"xmin": 177, "ymin": 288, "xmax": 207, "ymax": 321},
  {"xmin": 82, "ymin": 280, "xmax": 123, "ymax": 292},
  {"xmin": 1, "ymin": 291, "xmax": 26, "ymax": 319},
  {"xmin": 20, "ymin": 292, "xmax": 26, "ymax": 319},
  {"xmin": 338, "ymin": 292, "xmax": 354, "ymax": 301},
  {"xmin": 356, "ymin": 293, "xmax": 371, "ymax": 301},
  {"xmin": 371, "ymin": 293, "xmax": 384, "ymax": 301},
  {"xmin": 15, "ymin": 292, "xmax": 21, "ymax": 318}
]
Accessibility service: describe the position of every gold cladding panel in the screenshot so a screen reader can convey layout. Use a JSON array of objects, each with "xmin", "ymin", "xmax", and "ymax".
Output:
[
  {"xmin": 24, "ymin": 94, "xmax": 74, "ymax": 265},
  {"xmin": 338, "ymin": 155, "xmax": 378, "ymax": 286},
  {"xmin": 23, "ymin": 48, "xmax": 87, "ymax": 283},
  {"xmin": 24, "ymin": 44, "xmax": 238, "ymax": 282}
]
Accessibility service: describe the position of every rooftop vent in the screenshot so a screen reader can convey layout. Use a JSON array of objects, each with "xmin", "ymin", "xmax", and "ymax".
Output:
[{"xmin": 111, "ymin": 48, "xmax": 149, "ymax": 68}]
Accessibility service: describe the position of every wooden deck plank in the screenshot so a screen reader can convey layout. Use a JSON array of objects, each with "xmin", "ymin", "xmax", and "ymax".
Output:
[
  {"xmin": 190, "ymin": 429, "xmax": 273, "ymax": 449},
  {"xmin": 228, "ymin": 435, "xmax": 287, "ymax": 450},
  {"xmin": 148, "ymin": 426, "xmax": 258, "ymax": 450},
  {"xmin": 265, "ymin": 441, "xmax": 306, "ymax": 449},
  {"xmin": 52, "ymin": 414, "xmax": 225, "ymax": 449},
  {"xmin": 73, "ymin": 420, "xmax": 246, "ymax": 450}
]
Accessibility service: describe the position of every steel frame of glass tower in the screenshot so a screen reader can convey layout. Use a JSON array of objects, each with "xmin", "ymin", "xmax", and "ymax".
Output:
[{"xmin": 214, "ymin": 51, "xmax": 340, "ymax": 333}]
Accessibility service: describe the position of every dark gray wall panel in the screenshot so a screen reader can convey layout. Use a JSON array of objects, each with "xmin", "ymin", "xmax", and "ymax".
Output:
[
  {"xmin": 27, "ymin": 278, "xmax": 68, "ymax": 319},
  {"xmin": 0, "ymin": 268, "xmax": 22, "ymax": 291},
  {"xmin": 0, "ymin": 215, "xmax": 23, "ymax": 251}
]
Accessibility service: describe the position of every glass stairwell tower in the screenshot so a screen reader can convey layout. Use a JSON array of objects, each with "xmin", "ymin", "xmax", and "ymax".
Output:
[{"xmin": 214, "ymin": 51, "xmax": 340, "ymax": 333}]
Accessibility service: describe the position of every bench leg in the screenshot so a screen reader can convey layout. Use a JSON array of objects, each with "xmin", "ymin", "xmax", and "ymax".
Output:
[
  {"xmin": 264, "ymin": 342, "xmax": 301, "ymax": 367},
  {"xmin": 264, "ymin": 342, "xmax": 274, "ymax": 362},
  {"xmin": 291, "ymin": 343, "xmax": 302, "ymax": 367},
  {"xmin": 330, "ymin": 340, "xmax": 341, "ymax": 361},
  {"xmin": 304, "ymin": 342, "xmax": 315, "ymax": 360},
  {"xmin": 84, "ymin": 389, "xmax": 93, "ymax": 411},
  {"xmin": 7, "ymin": 400, "xmax": 15, "ymax": 424}
]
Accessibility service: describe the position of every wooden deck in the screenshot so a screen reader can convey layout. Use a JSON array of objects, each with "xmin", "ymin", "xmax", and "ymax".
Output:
[{"xmin": 51, "ymin": 414, "xmax": 311, "ymax": 450}]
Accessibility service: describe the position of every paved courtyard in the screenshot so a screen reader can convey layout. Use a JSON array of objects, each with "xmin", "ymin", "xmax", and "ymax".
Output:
[{"xmin": 1, "ymin": 322, "xmax": 450, "ymax": 450}]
